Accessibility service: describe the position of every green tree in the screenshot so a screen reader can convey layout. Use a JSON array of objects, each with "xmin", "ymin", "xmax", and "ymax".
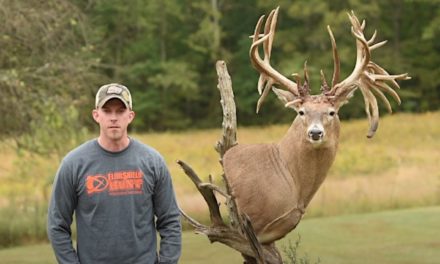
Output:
[
  {"xmin": 0, "ymin": 0, "xmax": 102, "ymax": 156},
  {"xmin": 88, "ymin": 0, "xmax": 212, "ymax": 130},
  {"xmin": 377, "ymin": 0, "xmax": 440, "ymax": 111},
  {"xmin": 1, "ymin": 0, "xmax": 438, "ymax": 135}
]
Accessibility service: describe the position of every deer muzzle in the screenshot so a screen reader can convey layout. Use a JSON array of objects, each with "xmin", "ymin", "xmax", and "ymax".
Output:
[{"xmin": 307, "ymin": 124, "xmax": 325, "ymax": 143}]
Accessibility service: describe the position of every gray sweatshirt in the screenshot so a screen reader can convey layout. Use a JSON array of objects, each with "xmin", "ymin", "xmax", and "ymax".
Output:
[{"xmin": 47, "ymin": 138, "xmax": 181, "ymax": 264}]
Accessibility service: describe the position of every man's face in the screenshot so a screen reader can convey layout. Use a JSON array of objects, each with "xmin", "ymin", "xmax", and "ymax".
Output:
[{"xmin": 92, "ymin": 98, "xmax": 135, "ymax": 142}]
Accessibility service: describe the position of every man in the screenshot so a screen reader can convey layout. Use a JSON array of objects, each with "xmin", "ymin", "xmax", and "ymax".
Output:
[{"xmin": 47, "ymin": 83, "xmax": 181, "ymax": 264}]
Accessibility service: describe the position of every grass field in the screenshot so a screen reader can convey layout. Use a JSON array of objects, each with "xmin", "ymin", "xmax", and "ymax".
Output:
[
  {"xmin": 0, "ymin": 206, "xmax": 438, "ymax": 264},
  {"xmin": 0, "ymin": 111, "xmax": 439, "ymax": 247},
  {"xmin": 146, "ymin": 111, "xmax": 440, "ymax": 218}
]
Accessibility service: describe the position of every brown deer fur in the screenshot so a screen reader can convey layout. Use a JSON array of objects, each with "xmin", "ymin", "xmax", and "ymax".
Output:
[{"xmin": 223, "ymin": 96, "xmax": 340, "ymax": 244}]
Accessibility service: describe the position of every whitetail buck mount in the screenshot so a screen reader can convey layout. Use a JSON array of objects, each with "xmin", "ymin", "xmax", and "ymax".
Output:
[{"xmin": 178, "ymin": 7, "xmax": 410, "ymax": 264}]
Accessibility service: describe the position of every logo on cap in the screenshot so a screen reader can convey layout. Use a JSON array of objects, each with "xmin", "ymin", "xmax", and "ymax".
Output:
[{"xmin": 107, "ymin": 86, "xmax": 123, "ymax": 94}]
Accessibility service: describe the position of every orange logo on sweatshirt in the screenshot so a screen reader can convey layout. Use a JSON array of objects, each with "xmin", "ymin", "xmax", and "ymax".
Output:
[
  {"xmin": 86, "ymin": 175, "xmax": 108, "ymax": 194},
  {"xmin": 86, "ymin": 170, "xmax": 144, "ymax": 196}
]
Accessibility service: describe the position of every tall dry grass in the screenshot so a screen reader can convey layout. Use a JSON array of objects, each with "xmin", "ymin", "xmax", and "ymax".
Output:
[{"xmin": 136, "ymin": 112, "xmax": 440, "ymax": 219}]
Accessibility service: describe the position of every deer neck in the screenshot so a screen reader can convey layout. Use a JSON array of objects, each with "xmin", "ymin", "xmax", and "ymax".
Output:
[{"xmin": 277, "ymin": 119, "xmax": 339, "ymax": 207}]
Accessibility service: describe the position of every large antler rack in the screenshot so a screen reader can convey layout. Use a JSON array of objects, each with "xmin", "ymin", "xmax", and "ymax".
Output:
[
  {"xmin": 326, "ymin": 11, "xmax": 411, "ymax": 138},
  {"xmin": 250, "ymin": 7, "xmax": 311, "ymax": 113},
  {"xmin": 250, "ymin": 7, "xmax": 410, "ymax": 138}
]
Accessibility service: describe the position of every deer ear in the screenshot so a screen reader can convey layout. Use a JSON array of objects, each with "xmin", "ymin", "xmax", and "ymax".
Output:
[
  {"xmin": 272, "ymin": 87, "xmax": 301, "ymax": 109},
  {"xmin": 272, "ymin": 87, "xmax": 295, "ymax": 104},
  {"xmin": 333, "ymin": 89, "xmax": 355, "ymax": 110}
]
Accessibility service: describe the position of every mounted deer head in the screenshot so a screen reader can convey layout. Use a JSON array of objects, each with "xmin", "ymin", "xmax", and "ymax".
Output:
[
  {"xmin": 222, "ymin": 7, "xmax": 410, "ymax": 245},
  {"xmin": 251, "ymin": 7, "xmax": 409, "ymax": 138}
]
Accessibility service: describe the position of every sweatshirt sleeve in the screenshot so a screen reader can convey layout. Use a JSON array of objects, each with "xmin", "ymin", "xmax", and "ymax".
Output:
[
  {"xmin": 153, "ymin": 157, "xmax": 182, "ymax": 264},
  {"xmin": 47, "ymin": 160, "xmax": 80, "ymax": 264}
]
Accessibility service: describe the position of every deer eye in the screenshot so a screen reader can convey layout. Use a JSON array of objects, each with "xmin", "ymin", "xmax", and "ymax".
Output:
[
  {"xmin": 329, "ymin": 111, "xmax": 336, "ymax": 116},
  {"xmin": 298, "ymin": 110, "xmax": 305, "ymax": 116}
]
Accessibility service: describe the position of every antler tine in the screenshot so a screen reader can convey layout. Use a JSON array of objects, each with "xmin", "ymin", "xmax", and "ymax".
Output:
[
  {"xmin": 256, "ymin": 8, "xmax": 279, "ymax": 113},
  {"xmin": 369, "ymin": 40, "xmax": 387, "ymax": 50},
  {"xmin": 256, "ymin": 9, "xmax": 277, "ymax": 95},
  {"xmin": 320, "ymin": 69, "xmax": 330, "ymax": 92},
  {"xmin": 250, "ymin": 7, "xmax": 300, "ymax": 113},
  {"xmin": 367, "ymin": 30, "xmax": 378, "ymax": 45},
  {"xmin": 252, "ymin": 15, "xmax": 268, "ymax": 93},
  {"xmin": 301, "ymin": 61, "xmax": 311, "ymax": 96},
  {"xmin": 368, "ymin": 62, "xmax": 410, "ymax": 88},
  {"xmin": 263, "ymin": 9, "xmax": 276, "ymax": 66},
  {"xmin": 327, "ymin": 11, "xmax": 411, "ymax": 138},
  {"xmin": 327, "ymin": 25, "xmax": 340, "ymax": 88},
  {"xmin": 371, "ymin": 85, "xmax": 393, "ymax": 113},
  {"xmin": 360, "ymin": 85, "xmax": 379, "ymax": 138},
  {"xmin": 303, "ymin": 61, "xmax": 310, "ymax": 84}
]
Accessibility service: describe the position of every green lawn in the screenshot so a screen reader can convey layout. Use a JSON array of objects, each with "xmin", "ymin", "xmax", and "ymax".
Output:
[{"xmin": 0, "ymin": 206, "xmax": 438, "ymax": 264}]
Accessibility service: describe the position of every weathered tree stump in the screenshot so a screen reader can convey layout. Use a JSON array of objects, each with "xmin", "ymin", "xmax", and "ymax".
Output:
[{"xmin": 177, "ymin": 61, "xmax": 283, "ymax": 264}]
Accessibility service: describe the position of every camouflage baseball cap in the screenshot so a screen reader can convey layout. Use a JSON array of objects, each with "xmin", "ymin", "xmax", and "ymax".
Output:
[{"xmin": 95, "ymin": 83, "xmax": 132, "ymax": 109}]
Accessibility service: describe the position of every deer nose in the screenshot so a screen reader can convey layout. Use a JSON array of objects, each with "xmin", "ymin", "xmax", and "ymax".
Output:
[{"xmin": 308, "ymin": 129, "xmax": 323, "ymax": 141}]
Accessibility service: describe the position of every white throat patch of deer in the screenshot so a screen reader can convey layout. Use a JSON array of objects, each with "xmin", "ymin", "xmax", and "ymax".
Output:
[{"xmin": 223, "ymin": 7, "xmax": 410, "ymax": 245}]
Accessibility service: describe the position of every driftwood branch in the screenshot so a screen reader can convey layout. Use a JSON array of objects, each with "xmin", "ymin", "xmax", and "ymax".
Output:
[
  {"xmin": 178, "ymin": 60, "xmax": 283, "ymax": 264},
  {"xmin": 214, "ymin": 60, "xmax": 237, "ymax": 159},
  {"xmin": 177, "ymin": 160, "xmax": 225, "ymax": 227}
]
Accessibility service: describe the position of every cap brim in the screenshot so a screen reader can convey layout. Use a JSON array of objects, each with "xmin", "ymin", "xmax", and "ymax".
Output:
[{"xmin": 97, "ymin": 95, "xmax": 130, "ymax": 109}]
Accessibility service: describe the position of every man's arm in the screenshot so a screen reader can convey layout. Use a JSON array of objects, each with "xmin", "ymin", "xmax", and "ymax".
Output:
[
  {"xmin": 47, "ymin": 161, "xmax": 80, "ymax": 264},
  {"xmin": 153, "ymin": 159, "xmax": 182, "ymax": 264}
]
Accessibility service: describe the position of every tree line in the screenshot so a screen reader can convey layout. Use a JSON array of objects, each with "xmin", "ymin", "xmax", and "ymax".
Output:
[{"xmin": 1, "ymin": 0, "xmax": 439, "ymax": 154}]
